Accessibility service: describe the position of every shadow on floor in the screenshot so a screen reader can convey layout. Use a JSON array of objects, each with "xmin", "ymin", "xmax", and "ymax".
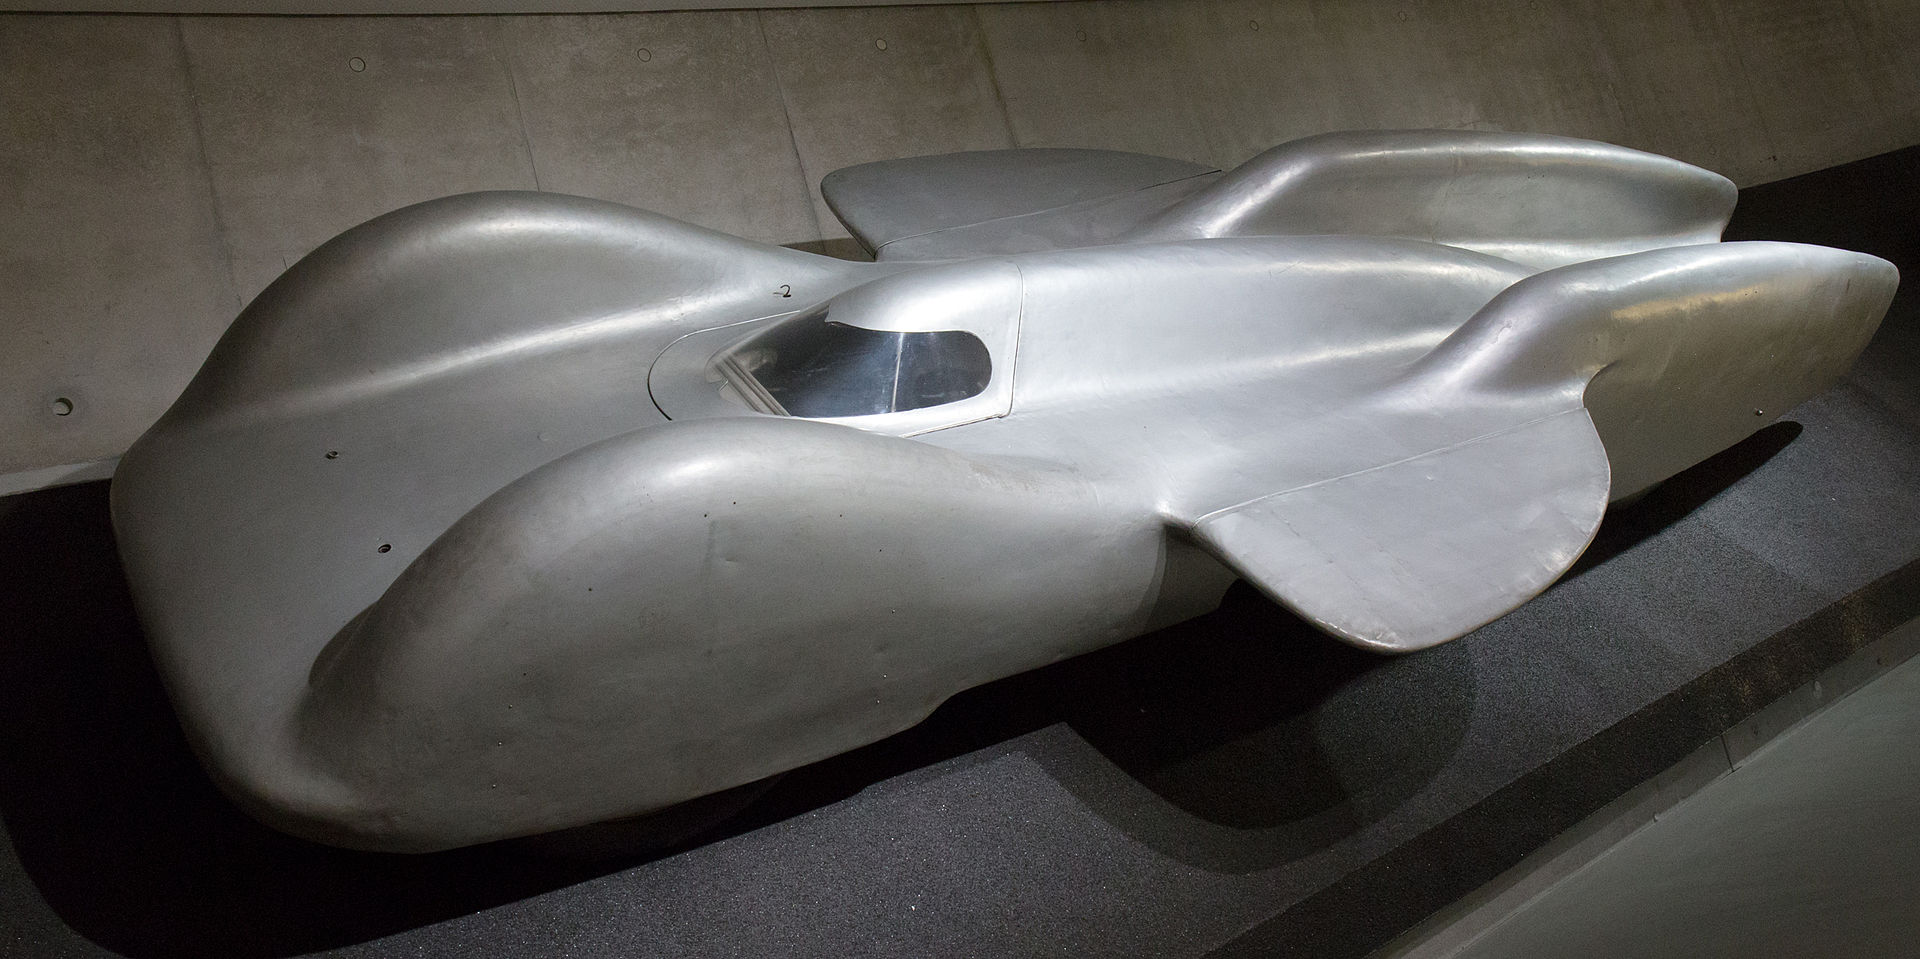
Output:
[{"xmin": 1570, "ymin": 420, "xmax": 1801, "ymax": 577}]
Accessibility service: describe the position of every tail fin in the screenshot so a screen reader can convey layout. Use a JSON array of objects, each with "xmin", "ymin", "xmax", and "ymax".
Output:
[
  {"xmin": 1124, "ymin": 130, "xmax": 1738, "ymax": 270},
  {"xmin": 1184, "ymin": 241, "xmax": 1896, "ymax": 652},
  {"xmin": 1408, "ymin": 241, "xmax": 1898, "ymax": 498}
]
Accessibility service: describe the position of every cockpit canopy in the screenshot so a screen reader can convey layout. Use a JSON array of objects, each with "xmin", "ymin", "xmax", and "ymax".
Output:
[
  {"xmin": 716, "ymin": 308, "xmax": 992, "ymax": 418},
  {"xmin": 646, "ymin": 258, "xmax": 1022, "ymax": 435}
]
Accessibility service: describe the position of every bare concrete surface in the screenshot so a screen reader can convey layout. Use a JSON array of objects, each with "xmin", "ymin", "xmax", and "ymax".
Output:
[
  {"xmin": 1583, "ymin": 2, "xmax": 1775, "ymax": 191},
  {"xmin": 498, "ymin": 12, "xmax": 818, "ymax": 245},
  {"xmin": 759, "ymin": 4, "xmax": 1015, "ymax": 238},
  {"xmin": 0, "ymin": 17, "xmax": 237, "ymax": 475},
  {"xmin": 975, "ymin": 1, "xmax": 1281, "ymax": 163},
  {"xmin": 2, "ymin": 1, "xmax": 1917, "ymax": 482},
  {"xmin": 1713, "ymin": 0, "xmax": 1920, "ymax": 178},
  {"xmin": 177, "ymin": 15, "xmax": 541, "ymax": 301},
  {"xmin": 0, "ymin": 0, "xmax": 1078, "ymax": 11}
]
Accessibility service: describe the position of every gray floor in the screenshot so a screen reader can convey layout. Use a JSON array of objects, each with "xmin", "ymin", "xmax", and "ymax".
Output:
[{"xmin": 1435, "ymin": 639, "xmax": 1920, "ymax": 959}]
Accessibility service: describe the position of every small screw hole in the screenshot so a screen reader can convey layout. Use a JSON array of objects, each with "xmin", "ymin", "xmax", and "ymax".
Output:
[
  {"xmin": 377, "ymin": 543, "xmax": 391, "ymax": 553},
  {"xmin": 325, "ymin": 449, "xmax": 340, "ymax": 459},
  {"xmin": 51, "ymin": 397, "xmax": 73, "ymax": 416}
]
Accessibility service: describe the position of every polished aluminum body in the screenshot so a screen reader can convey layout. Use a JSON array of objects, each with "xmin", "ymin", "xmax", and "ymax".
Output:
[{"xmin": 111, "ymin": 131, "xmax": 1898, "ymax": 852}]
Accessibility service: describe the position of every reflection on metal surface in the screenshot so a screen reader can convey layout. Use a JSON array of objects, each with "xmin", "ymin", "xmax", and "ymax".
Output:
[
  {"xmin": 110, "ymin": 130, "xmax": 1898, "ymax": 852},
  {"xmin": 826, "ymin": 130, "xmax": 1739, "ymax": 267}
]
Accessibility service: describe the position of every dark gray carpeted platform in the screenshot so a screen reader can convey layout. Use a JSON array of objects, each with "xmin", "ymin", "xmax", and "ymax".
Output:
[{"xmin": 2, "ymin": 145, "xmax": 1916, "ymax": 959}]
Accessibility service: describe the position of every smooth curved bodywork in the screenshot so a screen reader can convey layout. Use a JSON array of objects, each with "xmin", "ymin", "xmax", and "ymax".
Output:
[
  {"xmin": 822, "ymin": 130, "xmax": 1739, "ymax": 267},
  {"xmin": 112, "ymin": 131, "xmax": 1898, "ymax": 852}
]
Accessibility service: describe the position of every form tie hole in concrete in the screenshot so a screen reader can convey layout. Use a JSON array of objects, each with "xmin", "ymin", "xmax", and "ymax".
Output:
[
  {"xmin": 325, "ymin": 449, "xmax": 340, "ymax": 459},
  {"xmin": 377, "ymin": 543, "xmax": 392, "ymax": 554},
  {"xmin": 50, "ymin": 397, "xmax": 73, "ymax": 417},
  {"xmin": 348, "ymin": 57, "xmax": 367, "ymax": 73},
  {"xmin": 874, "ymin": 38, "xmax": 888, "ymax": 51},
  {"xmin": 636, "ymin": 47, "xmax": 652, "ymax": 62}
]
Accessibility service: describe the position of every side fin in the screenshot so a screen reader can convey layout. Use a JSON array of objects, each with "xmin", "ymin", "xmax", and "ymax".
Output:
[
  {"xmin": 821, "ymin": 148, "xmax": 1215, "ymax": 258},
  {"xmin": 1189, "ymin": 409, "xmax": 1610, "ymax": 653}
]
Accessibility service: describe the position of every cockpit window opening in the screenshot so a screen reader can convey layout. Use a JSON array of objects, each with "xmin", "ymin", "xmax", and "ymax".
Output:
[{"xmin": 718, "ymin": 308, "xmax": 993, "ymax": 418}]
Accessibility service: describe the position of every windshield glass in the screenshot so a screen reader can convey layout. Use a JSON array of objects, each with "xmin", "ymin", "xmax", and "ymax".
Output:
[{"xmin": 720, "ymin": 310, "xmax": 992, "ymax": 418}]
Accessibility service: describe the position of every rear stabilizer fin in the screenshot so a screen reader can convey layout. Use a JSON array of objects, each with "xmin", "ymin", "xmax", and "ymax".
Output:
[
  {"xmin": 1406, "ymin": 241, "xmax": 1899, "ymax": 498},
  {"xmin": 1124, "ymin": 130, "xmax": 1739, "ymax": 270}
]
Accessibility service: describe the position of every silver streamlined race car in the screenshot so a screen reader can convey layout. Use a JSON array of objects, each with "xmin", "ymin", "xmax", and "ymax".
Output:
[{"xmin": 111, "ymin": 130, "xmax": 1898, "ymax": 853}]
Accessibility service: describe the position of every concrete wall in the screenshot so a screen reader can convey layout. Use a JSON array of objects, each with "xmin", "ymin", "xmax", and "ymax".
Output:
[
  {"xmin": 2, "ymin": 1, "xmax": 1072, "ymax": 11},
  {"xmin": 4, "ymin": 1, "xmax": 1917, "ymax": 484}
]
